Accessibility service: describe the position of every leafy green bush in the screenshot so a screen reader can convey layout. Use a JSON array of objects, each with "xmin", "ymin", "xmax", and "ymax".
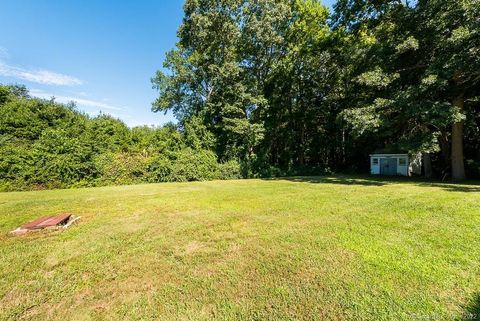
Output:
[
  {"xmin": 217, "ymin": 160, "xmax": 242, "ymax": 180},
  {"xmin": 94, "ymin": 152, "xmax": 151, "ymax": 185},
  {"xmin": 31, "ymin": 128, "xmax": 96, "ymax": 188},
  {"xmin": 168, "ymin": 148, "xmax": 220, "ymax": 182},
  {"xmin": 0, "ymin": 179, "xmax": 32, "ymax": 192},
  {"xmin": 0, "ymin": 136, "xmax": 33, "ymax": 182},
  {"xmin": 146, "ymin": 155, "xmax": 174, "ymax": 182},
  {"xmin": 1, "ymin": 83, "xmax": 340, "ymax": 192},
  {"xmin": 240, "ymin": 155, "xmax": 284, "ymax": 178}
]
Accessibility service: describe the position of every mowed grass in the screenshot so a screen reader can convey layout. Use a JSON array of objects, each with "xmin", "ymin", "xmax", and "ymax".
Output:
[{"xmin": 0, "ymin": 176, "xmax": 479, "ymax": 321}]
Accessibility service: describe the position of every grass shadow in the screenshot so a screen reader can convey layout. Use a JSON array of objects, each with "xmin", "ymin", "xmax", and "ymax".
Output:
[
  {"xmin": 462, "ymin": 294, "xmax": 480, "ymax": 320},
  {"xmin": 417, "ymin": 182, "xmax": 480, "ymax": 193},
  {"xmin": 265, "ymin": 175, "xmax": 390, "ymax": 187},
  {"xmin": 265, "ymin": 175, "xmax": 480, "ymax": 192}
]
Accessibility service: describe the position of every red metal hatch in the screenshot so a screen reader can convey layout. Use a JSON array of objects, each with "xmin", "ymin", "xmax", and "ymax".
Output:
[{"xmin": 21, "ymin": 214, "xmax": 72, "ymax": 230}]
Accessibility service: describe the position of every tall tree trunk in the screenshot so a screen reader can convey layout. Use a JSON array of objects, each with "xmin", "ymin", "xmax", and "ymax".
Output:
[
  {"xmin": 423, "ymin": 153, "xmax": 432, "ymax": 178},
  {"xmin": 451, "ymin": 93, "xmax": 466, "ymax": 182}
]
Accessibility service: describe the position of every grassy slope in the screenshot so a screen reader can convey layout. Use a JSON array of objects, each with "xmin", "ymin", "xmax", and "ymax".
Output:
[{"xmin": 0, "ymin": 176, "xmax": 479, "ymax": 321}]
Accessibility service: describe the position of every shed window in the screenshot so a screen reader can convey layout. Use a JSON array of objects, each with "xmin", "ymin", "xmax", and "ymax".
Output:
[
  {"xmin": 399, "ymin": 158, "xmax": 407, "ymax": 166},
  {"xmin": 372, "ymin": 158, "xmax": 379, "ymax": 165}
]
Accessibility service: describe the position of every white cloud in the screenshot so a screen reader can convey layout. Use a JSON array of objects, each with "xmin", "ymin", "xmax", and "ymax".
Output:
[
  {"xmin": 0, "ymin": 61, "xmax": 82, "ymax": 86},
  {"xmin": 30, "ymin": 89, "xmax": 123, "ymax": 111},
  {"xmin": 30, "ymin": 89, "xmax": 167, "ymax": 128}
]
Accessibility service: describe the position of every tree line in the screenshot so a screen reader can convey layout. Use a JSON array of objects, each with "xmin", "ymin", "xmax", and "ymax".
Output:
[
  {"xmin": 0, "ymin": 85, "xmax": 241, "ymax": 191},
  {"xmin": 1, "ymin": 0, "xmax": 479, "ymax": 191},
  {"xmin": 152, "ymin": 0, "xmax": 479, "ymax": 181}
]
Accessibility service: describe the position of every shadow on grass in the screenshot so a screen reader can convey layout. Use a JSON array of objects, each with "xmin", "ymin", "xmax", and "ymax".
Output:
[
  {"xmin": 462, "ymin": 294, "xmax": 480, "ymax": 321},
  {"xmin": 417, "ymin": 182, "xmax": 480, "ymax": 193},
  {"xmin": 270, "ymin": 175, "xmax": 388, "ymax": 186},
  {"xmin": 265, "ymin": 175, "xmax": 480, "ymax": 192}
]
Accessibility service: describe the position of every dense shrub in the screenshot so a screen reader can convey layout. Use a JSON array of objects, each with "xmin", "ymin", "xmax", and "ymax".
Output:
[
  {"xmin": 147, "ymin": 155, "xmax": 174, "ymax": 182},
  {"xmin": 217, "ymin": 160, "xmax": 242, "ymax": 180},
  {"xmin": 168, "ymin": 148, "xmax": 220, "ymax": 182},
  {"xmin": 0, "ymin": 84, "xmax": 248, "ymax": 191},
  {"xmin": 0, "ymin": 136, "xmax": 32, "ymax": 182},
  {"xmin": 31, "ymin": 128, "xmax": 96, "ymax": 187},
  {"xmin": 94, "ymin": 152, "xmax": 151, "ymax": 185}
]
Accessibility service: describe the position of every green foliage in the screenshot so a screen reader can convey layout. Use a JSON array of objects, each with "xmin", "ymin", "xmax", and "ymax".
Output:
[
  {"xmin": 332, "ymin": 0, "xmax": 480, "ymax": 180},
  {"xmin": 217, "ymin": 160, "xmax": 242, "ymax": 180},
  {"xmin": 87, "ymin": 114, "xmax": 131, "ymax": 153},
  {"xmin": 0, "ymin": 84, "xmax": 239, "ymax": 191},
  {"xmin": 154, "ymin": 0, "xmax": 360, "ymax": 172},
  {"xmin": 2, "ymin": 0, "xmax": 480, "ymax": 188},
  {"xmin": 94, "ymin": 152, "xmax": 150, "ymax": 185},
  {"xmin": 183, "ymin": 116, "xmax": 216, "ymax": 151},
  {"xmin": 31, "ymin": 128, "xmax": 96, "ymax": 187},
  {"xmin": 167, "ymin": 148, "xmax": 220, "ymax": 182},
  {"xmin": 154, "ymin": 0, "xmax": 478, "ymax": 179},
  {"xmin": 152, "ymin": 0, "xmax": 480, "ymax": 180}
]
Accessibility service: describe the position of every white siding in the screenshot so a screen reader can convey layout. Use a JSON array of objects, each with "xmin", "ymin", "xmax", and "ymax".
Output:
[
  {"xmin": 397, "ymin": 157, "xmax": 409, "ymax": 176},
  {"xmin": 371, "ymin": 157, "xmax": 380, "ymax": 174},
  {"xmin": 370, "ymin": 154, "xmax": 410, "ymax": 177}
]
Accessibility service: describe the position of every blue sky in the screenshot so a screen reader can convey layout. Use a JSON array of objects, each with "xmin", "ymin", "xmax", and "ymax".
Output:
[{"xmin": 0, "ymin": 0, "xmax": 335, "ymax": 127}]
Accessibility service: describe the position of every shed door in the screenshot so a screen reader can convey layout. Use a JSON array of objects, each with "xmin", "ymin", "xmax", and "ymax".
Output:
[{"xmin": 380, "ymin": 158, "xmax": 398, "ymax": 175}]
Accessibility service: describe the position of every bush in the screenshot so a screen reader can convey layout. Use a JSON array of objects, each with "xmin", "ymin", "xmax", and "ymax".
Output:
[
  {"xmin": 0, "ymin": 179, "xmax": 32, "ymax": 192},
  {"xmin": 31, "ymin": 129, "xmax": 96, "ymax": 187},
  {"xmin": 240, "ymin": 154, "xmax": 273, "ymax": 178},
  {"xmin": 146, "ymin": 155, "xmax": 174, "ymax": 182},
  {"xmin": 94, "ymin": 152, "xmax": 150, "ymax": 185},
  {"xmin": 169, "ymin": 148, "xmax": 219, "ymax": 182},
  {"xmin": 0, "ymin": 137, "xmax": 33, "ymax": 183},
  {"xmin": 0, "ymin": 84, "xmax": 260, "ymax": 191},
  {"xmin": 217, "ymin": 160, "xmax": 242, "ymax": 180}
]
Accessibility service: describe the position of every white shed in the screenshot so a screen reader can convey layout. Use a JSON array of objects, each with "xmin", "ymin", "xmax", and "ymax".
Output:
[{"xmin": 370, "ymin": 153, "xmax": 412, "ymax": 176}]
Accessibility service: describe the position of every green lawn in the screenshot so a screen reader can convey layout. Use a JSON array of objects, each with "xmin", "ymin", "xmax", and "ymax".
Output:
[{"xmin": 1, "ymin": 176, "xmax": 479, "ymax": 320}]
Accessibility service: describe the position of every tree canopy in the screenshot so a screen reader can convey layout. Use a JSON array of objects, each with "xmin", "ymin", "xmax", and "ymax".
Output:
[
  {"xmin": 153, "ymin": 0, "xmax": 480, "ymax": 181},
  {"xmin": 1, "ymin": 0, "xmax": 479, "ymax": 191}
]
